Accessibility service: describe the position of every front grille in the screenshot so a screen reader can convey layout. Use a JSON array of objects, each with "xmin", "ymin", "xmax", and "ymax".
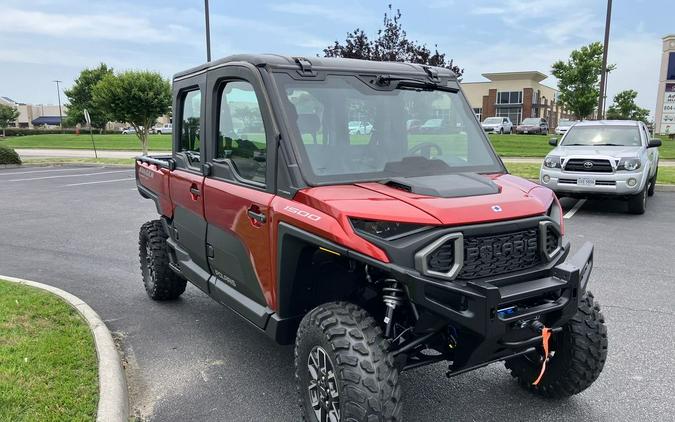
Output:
[
  {"xmin": 564, "ymin": 159, "xmax": 613, "ymax": 173},
  {"xmin": 559, "ymin": 178, "xmax": 616, "ymax": 186},
  {"xmin": 427, "ymin": 242, "xmax": 454, "ymax": 272}
]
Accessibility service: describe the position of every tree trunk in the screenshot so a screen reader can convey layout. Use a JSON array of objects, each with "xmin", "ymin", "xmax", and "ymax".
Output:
[
  {"xmin": 142, "ymin": 131, "xmax": 148, "ymax": 156},
  {"xmin": 2, "ymin": 128, "xmax": 5, "ymax": 137}
]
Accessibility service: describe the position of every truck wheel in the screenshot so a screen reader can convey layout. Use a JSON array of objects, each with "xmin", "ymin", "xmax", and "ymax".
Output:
[
  {"xmin": 627, "ymin": 186, "xmax": 647, "ymax": 214},
  {"xmin": 295, "ymin": 302, "xmax": 401, "ymax": 422},
  {"xmin": 139, "ymin": 220, "xmax": 186, "ymax": 300},
  {"xmin": 647, "ymin": 170, "xmax": 657, "ymax": 197},
  {"xmin": 505, "ymin": 292, "xmax": 607, "ymax": 398}
]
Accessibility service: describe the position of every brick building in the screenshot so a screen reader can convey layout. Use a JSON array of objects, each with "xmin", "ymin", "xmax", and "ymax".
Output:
[
  {"xmin": 655, "ymin": 34, "xmax": 675, "ymax": 135},
  {"xmin": 461, "ymin": 71, "xmax": 571, "ymax": 128}
]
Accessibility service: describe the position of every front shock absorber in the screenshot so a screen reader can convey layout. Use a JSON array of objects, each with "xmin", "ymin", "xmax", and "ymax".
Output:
[{"xmin": 381, "ymin": 279, "xmax": 404, "ymax": 338}]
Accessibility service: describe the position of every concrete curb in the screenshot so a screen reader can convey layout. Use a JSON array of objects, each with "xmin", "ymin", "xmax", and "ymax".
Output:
[{"xmin": 0, "ymin": 275, "xmax": 128, "ymax": 422}]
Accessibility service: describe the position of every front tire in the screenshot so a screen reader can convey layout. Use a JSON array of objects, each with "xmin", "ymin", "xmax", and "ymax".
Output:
[
  {"xmin": 648, "ymin": 169, "xmax": 657, "ymax": 196},
  {"xmin": 627, "ymin": 186, "xmax": 647, "ymax": 214},
  {"xmin": 505, "ymin": 292, "xmax": 607, "ymax": 398},
  {"xmin": 139, "ymin": 220, "xmax": 187, "ymax": 300},
  {"xmin": 295, "ymin": 302, "xmax": 401, "ymax": 422}
]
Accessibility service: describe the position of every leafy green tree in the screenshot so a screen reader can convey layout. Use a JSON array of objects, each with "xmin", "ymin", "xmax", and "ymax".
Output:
[
  {"xmin": 551, "ymin": 42, "xmax": 614, "ymax": 120},
  {"xmin": 64, "ymin": 64, "xmax": 114, "ymax": 130},
  {"xmin": 0, "ymin": 103, "xmax": 20, "ymax": 137},
  {"xmin": 324, "ymin": 5, "xmax": 463, "ymax": 76},
  {"xmin": 93, "ymin": 71, "xmax": 171, "ymax": 155},
  {"xmin": 606, "ymin": 90, "xmax": 650, "ymax": 122}
]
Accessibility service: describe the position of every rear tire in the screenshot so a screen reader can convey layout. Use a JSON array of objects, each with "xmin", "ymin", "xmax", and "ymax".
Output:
[
  {"xmin": 505, "ymin": 292, "xmax": 607, "ymax": 398},
  {"xmin": 627, "ymin": 186, "xmax": 647, "ymax": 214},
  {"xmin": 139, "ymin": 220, "xmax": 186, "ymax": 300},
  {"xmin": 295, "ymin": 302, "xmax": 401, "ymax": 422}
]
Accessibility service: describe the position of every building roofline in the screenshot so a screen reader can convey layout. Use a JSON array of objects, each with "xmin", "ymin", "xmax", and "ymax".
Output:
[
  {"xmin": 481, "ymin": 71, "xmax": 548, "ymax": 83},
  {"xmin": 663, "ymin": 34, "xmax": 675, "ymax": 40}
]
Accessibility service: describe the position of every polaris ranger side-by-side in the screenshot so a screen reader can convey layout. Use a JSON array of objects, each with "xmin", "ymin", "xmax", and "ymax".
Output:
[{"xmin": 135, "ymin": 55, "xmax": 607, "ymax": 421}]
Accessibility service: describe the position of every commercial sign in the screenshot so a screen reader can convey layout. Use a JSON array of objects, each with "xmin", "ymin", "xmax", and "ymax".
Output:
[{"xmin": 662, "ymin": 83, "xmax": 675, "ymax": 135}]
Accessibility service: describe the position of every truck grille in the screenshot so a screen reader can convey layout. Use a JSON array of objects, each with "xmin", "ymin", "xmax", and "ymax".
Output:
[
  {"xmin": 423, "ymin": 224, "xmax": 560, "ymax": 280},
  {"xmin": 564, "ymin": 159, "xmax": 613, "ymax": 173}
]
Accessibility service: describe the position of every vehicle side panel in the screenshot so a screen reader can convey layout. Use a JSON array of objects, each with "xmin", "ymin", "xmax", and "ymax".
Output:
[{"xmin": 136, "ymin": 161, "xmax": 173, "ymax": 217}]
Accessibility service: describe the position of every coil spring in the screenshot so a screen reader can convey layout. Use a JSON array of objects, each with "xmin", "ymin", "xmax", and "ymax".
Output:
[{"xmin": 382, "ymin": 279, "xmax": 404, "ymax": 308}]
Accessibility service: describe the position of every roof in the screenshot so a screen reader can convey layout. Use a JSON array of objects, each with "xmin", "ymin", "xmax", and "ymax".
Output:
[
  {"xmin": 32, "ymin": 116, "xmax": 62, "ymax": 125},
  {"xmin": 574, "ymin": 120, "xmax": 640, "ymax": 127},
  {"xmin": 174, "ymin": 54, "xmax": 457, "ymax": 81},
  {"xmin": 481, "ymin": 71, "xmax": 548, "ymax": 83}
]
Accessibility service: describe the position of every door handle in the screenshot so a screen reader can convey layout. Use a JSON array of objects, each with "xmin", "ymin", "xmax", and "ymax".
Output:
[
  {"xmin": 190, "ymin": 185, "xmax": 201, "ymax": 196},
  {"xmin": 247, "ymin": 208, "xmax": 266, "ymax": 224}
]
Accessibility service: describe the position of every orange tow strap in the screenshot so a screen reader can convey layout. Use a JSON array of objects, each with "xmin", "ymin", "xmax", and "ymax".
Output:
[{"xmin": 532, "ymin": 327, "xmax": 552, "ymax": 386}]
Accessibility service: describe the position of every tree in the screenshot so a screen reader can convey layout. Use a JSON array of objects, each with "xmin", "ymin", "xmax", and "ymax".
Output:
[
  {"xmin": 93, "ymin": 71, "xmax": 171, "ymax": 155},
  {"xmin": 551, "ymin": 42, "xmax": 614, "ymax": 120},
  {"xmin": 0, "ymin": 103, "xmax": 20, "ymax": 137},
  {"xmin": 606, "ymin": 90, "xmax": 649, "ymax": 122},
  {"xmin": 64, "ymin": 64, "xmax": 114, "ymax": 130},
  {"xmin": 324, "ymin": 5, "xmax": 463, "ymax": 77}
]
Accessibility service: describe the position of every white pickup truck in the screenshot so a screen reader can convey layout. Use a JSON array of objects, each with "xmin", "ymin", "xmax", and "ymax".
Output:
[{"xmin": 151, "ymin": 123, "xmax": 172, "ymax": 135}]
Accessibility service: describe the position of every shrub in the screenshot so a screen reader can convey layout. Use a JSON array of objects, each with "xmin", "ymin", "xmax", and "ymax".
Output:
[
  {"xmin": 1, "ymin": 127, "xmax": 108, "ymax": 137},
  {"xmin": 0, "ymin": 144, "xmax": 22, "ymax": 165}
]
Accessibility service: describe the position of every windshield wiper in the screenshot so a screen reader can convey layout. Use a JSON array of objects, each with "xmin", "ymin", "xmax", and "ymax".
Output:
[{"xmin": 376, "ymin": 75, "xmax": 459, "ymax": 93}]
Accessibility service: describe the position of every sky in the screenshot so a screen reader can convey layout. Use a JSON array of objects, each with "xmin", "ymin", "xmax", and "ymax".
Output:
[{"xmin": 0, "ymin": 0, "xmax": 672, "ymax": 117}]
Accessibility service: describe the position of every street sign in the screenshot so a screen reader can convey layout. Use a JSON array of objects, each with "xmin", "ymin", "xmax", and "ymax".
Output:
[
  {"xmin": 661, "ymin": 83, "xmax": 675, "ymax": 135},
  {"xmin": 83, "ymin": 109, "xmax": 91, "ymax": 126}
]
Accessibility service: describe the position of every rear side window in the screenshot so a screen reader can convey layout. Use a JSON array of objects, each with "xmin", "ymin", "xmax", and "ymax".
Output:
[
  {"xmin": 179, "ymin": 90, "xmax": 201, "ymax": 167},
  {"xmin": 217, "ymin": 81, "xmax": 268, "ymax": 184}
]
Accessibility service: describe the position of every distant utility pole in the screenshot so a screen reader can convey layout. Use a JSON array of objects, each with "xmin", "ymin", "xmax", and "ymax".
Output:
[
  {"xmin": 597, "ymin": 0, "xmax": 612, "ymax": 120},
  {"xmin": 53, "ymin": 80, "xmax": 64, "ymax": 132},
  {"xmin": 204, "ymin": 0, "xmax": 212, "ymax": 62}
]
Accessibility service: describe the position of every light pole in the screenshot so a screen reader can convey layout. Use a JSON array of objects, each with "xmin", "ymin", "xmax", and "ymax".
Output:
[
  {"xmin": 53, "ymin": 80, "xmax": 64, "ymax": 132},
  {"xmin": 597, "ymin": 0, "xmax": 612, "ymax": 119},
  {"xmin": 204, "ymin": 0, "xmax": 212, "ymax": 62}
]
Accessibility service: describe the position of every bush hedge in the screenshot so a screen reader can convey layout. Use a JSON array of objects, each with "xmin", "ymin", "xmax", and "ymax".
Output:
[
  {"xmin": 0, "ymin": 144, "xmax": 22, "ymax": 165},
  {"xmin": 1, "ymin": 127, "xmax": 108, "ymax": 137}
]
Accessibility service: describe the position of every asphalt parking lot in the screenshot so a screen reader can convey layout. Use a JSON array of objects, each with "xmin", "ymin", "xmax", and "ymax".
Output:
[{"xmin": 0, "ymin": 165, "xmax": 673, "ymax": 422}]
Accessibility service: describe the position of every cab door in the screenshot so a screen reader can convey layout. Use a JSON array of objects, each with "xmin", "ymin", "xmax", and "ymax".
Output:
[
  {"xmin": 169, "ymin": 75, "xmax": 210, "ymax": 292},
  {"xmin": 202, "ymin": 64, "xmax": 277, "ymax": 328}
]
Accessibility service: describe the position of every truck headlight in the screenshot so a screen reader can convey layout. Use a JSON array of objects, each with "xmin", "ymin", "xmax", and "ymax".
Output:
[
  {"xmin": 351, "ymin": 219, "xmax": 427, "ymax": 240},
  {"xmin": 543, "ymin": 156, "xmax": 561, "ymax": 168},
  {"xmin": 618, "ymin": 158, "xmax": 641, "ymax": 171}
]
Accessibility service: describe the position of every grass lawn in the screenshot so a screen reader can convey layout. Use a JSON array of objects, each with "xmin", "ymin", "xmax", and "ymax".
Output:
[
  {"xmin": 0, "ymin": 280, "xmax": 98, "ymax": 422},
  {"xmin": 22, "ymin": 157, "xmax": 135, "ymax": 166},
  {"xmin": 1, "ymin": 133, "xmax": 171, "ymax": 151},
  {"xmin": 506, "ymin": 162, "xmax": 675, "ymax": 185}
]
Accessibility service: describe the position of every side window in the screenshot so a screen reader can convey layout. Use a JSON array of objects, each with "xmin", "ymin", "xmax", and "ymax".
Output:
[
  {"xmin": 179, "ymin": 90, "xmax": 201, "ymax": 167},
  {"xmin": 217, "ymin": 81, "xmax": 267, "ymax": 184}
]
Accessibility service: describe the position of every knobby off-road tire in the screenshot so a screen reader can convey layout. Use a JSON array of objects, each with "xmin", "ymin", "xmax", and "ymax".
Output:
[
  {"xmin": 627, "ymin": 186, "xmax": 648, "ymax": 214},
  {"xmin": 295, "ymin": 302, "xmax": 402, "ymax": 422},
  {"xmin": 505, "ymin": 292, "xmax": 607, "ymax": 398},
  {"xmin": 139, "ymin": 220, "xmax": 186, "ymax": 300}
]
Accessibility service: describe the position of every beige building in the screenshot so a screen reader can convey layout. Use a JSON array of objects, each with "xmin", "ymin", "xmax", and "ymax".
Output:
[
  {"xmin": 0, "ymin": 96, "xmax": 65, "ymax": 128},
  {"xmin": 461, "ymin": 71, "xmax": 571, "ymax": 128},
  {"xmin": 655, "ymin": 34, "xmax": 675, "ymax": 135}
]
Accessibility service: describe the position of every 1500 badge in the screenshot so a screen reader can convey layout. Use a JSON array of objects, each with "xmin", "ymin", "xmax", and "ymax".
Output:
[{"xmin": 284, "ymin": 205, "xmax": 321, "ymax": 221}]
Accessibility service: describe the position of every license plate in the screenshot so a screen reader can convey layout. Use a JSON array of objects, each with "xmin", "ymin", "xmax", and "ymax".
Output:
[{"xmin": 577, "ymin": 177, "xmax": 595, "ymax": 186}]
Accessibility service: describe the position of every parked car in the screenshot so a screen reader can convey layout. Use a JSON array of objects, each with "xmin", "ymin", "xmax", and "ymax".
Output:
[
  {"xmin": 406, "ymin": 119, "xmax": 422, "ymax": 132},
  {"xmin": 151, "ymin": 123, "xmax": 172, "ymax": 135},
  {"xmin": 348, "ymin": 120, "xmax": 373, "ymax": 135},
  {"xmin": 135, "ymin": 54, "xmax": 606, "ymax": 421},
  {"xmin": 540, "ymin": 120, "xmax": 660, "ymax": 214},
  {"xmin": 554, "ymin": 119, "xmax": 577, "ymax": 135},
  {"xmin": 481, "ymin": 116, "xmax": 513, "ymax": 134},
  {"xmin": 516, "ymin": 117, "xmax": 548, "ymax": 135},
  {"xmin": 418, "ymin": 118, "xmax": 450, "ymax": 133},
  {"xmin": 121, "ymin": 127, "xmax": 136, "ymax": 135}
]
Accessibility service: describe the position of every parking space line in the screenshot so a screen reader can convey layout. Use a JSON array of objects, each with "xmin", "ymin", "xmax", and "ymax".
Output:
[
  {"xmin": 564, "ymin": 199, "xmax": 586, "ymax": 219},
  {"xmin": 0, "ymin": 167, "xmax": 104, "ymax": 176},
  {"xmin": 8, "ymin": 170, "xmax": 131, "ymax": 182},
  {"xmin": 64, "ymin": 178, "xmax": 134, "ymax": 187}
]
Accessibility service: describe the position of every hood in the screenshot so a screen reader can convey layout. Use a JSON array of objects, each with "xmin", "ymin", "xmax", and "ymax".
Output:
[
  {"xmin": 553, "ymin": 145, "xmax": 641, "ymax": 159},
  {"xmin": 295, "ymin": 173, "xmax": 554, "ymax": 228}
]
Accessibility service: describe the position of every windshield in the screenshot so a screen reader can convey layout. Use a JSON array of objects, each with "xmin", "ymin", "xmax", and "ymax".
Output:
[
  {"xmin": 273, "ymin": 73, "xmax": 504, "ymax": 184},
  {"xmin": 521, "ymin": 118, "xmax": 540, "ymax": 125},
  {"xmin": 561, "ymin": 125, "xmax": 642, "ymax": 146},
  {"xmin": 483, "ymin": 117, "xmax": 501, "ymax": 124}
]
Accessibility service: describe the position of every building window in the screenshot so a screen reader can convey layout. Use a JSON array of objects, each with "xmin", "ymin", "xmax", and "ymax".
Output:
[
  {"xmin": 668, "ymin": 52, "xmax": 675, "ymax": 80},
  {"xmin": 473, "ymin": 107, "xmax": 482, "ymax": 121},
  {"xmin": 497, "ymin": 91, "xmax": 522, "ymax": 105},
  {"xmin": 496, "ymin": 107, "xmax": 522, "ymax": 125}
]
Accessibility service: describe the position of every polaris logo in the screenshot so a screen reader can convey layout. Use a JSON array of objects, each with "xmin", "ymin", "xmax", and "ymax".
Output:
[
  {"xmin": 491, "ymin": 205, "xmax": 502, "ymax": 212},
  {"xmin": 138, "ymin": 167, "xmax": 154, "ymax": 179},
  {"xmin": 466, "ymin": 238, "xmax": 537, "ymax": 261}
]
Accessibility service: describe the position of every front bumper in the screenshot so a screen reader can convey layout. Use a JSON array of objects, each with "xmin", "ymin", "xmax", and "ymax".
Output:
[{"xmin": 540, "ymin": 167, "xmax": 646, "ymax": 195}]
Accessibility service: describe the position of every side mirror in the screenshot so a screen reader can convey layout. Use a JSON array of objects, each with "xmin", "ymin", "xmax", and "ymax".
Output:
[
  {"xmin": 648, "ymin": 139, "xmax": 662, "ymax": 148},
  {"xmin": 549, "ymin": 138, "xmax": 558, "ymax": 146}
]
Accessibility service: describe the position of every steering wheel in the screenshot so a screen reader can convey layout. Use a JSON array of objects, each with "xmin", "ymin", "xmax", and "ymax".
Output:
[{"xmin": 408, "ymin": 142, "xmax": 443, "ymax": 159}]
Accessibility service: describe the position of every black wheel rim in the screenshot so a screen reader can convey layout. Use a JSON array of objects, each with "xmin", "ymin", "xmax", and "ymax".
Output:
[{"xmin": 307, "ymin": 346, "xmax": 340, "ymax": 422}]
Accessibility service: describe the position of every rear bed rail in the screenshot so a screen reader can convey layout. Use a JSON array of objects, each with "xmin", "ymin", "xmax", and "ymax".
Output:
[{"xmin": 135, "ymin": 155, "xmax": 175, "ymax": 170}]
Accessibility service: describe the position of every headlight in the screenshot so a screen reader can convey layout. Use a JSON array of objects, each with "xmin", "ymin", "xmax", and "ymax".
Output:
[
  {"xmin": 618, "ymin": 158, "xmax": 641, "ymax": 171},
  {"xmin": 350, "ymin": 219, "xmax": 427, "ymax": 240},
  {"xmin": 543, "ymin": 155, "xmax": 561, "ymax": 168}
]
